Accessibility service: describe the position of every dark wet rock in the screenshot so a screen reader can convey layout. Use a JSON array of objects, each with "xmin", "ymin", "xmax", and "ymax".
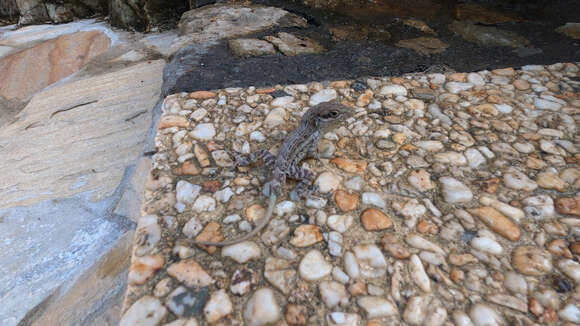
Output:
[
  {"xmin": 165, "ymin": 286, "xmax": 209, "ymax": 317},
  {"xmin": 455, "ymin": 3, "xmax": 521, "ymax": 24},
  {"xmin": 448, "ymin": 21, "xmax": 529, "ymax": 48},
  {"xmin": 556, "ymin": 23, "xmax": 580, "ymax": 39},
  {"xmin": 264, "ymin": 32, "xmax": 325, "ymax": 56},
  {"xmin": 515, "ymin": 47, "xmax": 544, "ymax": 58},
  {"xmin": 352, "ymin": 80, "xmax": 367, "ymax": 92},
  {"xmin": 229, "ymin": 39, "xmax": 276, "ymax": 57},
  {"xmin": 271, "ymin": 90, "xmax": 291, "ymax": 98},
  {"xmin": 395, "ymin": 37, "xmax": 448, "ymax": 55},
  {"xmin": 552, "ymin": 274, "xmax": 573, "ymax": 293}
]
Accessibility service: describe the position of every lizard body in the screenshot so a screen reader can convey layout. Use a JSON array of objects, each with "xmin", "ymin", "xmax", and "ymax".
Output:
[{"xmin": 192, "ymin": 100, "xmax": 353, "ymax": 247}]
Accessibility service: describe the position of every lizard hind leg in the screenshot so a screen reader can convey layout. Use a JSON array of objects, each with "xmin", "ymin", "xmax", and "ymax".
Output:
[{"xmin": 290, "ymin": 165, "xmax": 318, "ymax": 198}]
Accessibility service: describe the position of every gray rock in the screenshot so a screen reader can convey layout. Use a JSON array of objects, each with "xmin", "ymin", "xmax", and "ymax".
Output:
[
  {"xmin": 449, "ymin": 21, "xmax": 529, "ymax": 47},
  {"xmin": 229, "ymin": 38, "xmax": 276, "ymax": 57},
  {"xmin": 264, "ymin": 32, "xmax": 325, "ymax": 56}
]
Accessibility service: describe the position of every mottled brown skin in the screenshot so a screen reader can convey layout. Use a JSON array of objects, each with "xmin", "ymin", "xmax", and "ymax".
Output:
[{"xmin": 192, "ymin": 100, "xmax": 353, "ymax": 247}]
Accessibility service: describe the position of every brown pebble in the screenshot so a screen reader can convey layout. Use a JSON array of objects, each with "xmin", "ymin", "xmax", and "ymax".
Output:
[
  {"xmin": 526, "ymin": 156, "xmax": 547, "ymax": 170},
  {"xmin": 190, "ymin": 90, "xmax": 217, "ymax": 99},
  {"xmin": 450, "ymin": 268, "xmax": 464, "ymax": 284},
  {"xmin": 540, "ymin": 308, "xmax": 559, "ymax": 324},
  {"xmin": 361, "ymin": 208, "xmax": 393, "ymax": 231},
  {"xmin": 290, "ymin": 225, "xmax": 323, "ymax": 247},
  {"xmin": 194, "ymin": 144, "xmax": 211, "ymax": 167},
  {"xmin": 570, "ymin": 241, "xmax": 580, "ymax": 255},
  {"xmin": 167, "ymin": 259, "xmax": 214, "ymax": 287},
  {"xmin": 381, "ymin": 234, "xmax": 410, "ymax": 259},
  {"xmin": 348, "ymin": 280, "xmax": 367, "ymax": 296},
  {"xmin": 555, "ymin": 196, "xmax": 580, "ymax": 216},
  {"xmin": 492, "ymin": 67, "xmax": 515, "ymax": 76},
  {"xmin": 203, "ymin": 180, "xmax": 222, "ymax": 193},
  {"xmin": 194, "ymin": 222, "xmax": 225, "ymax": 254},
  {"xmin": 546, "ymin": 239, "xmax": 573, "ymax": 258},
  {"xmin": 285, "ymin": 304, "xmax": 307, "ymax": 325},
  {"xmin": 335, "ymin": 190, "xmax": 359, "ymax": 212},
  {"xmin": 448, "ymin": 253, "xmax": 478, "ymax": 266},
  {"xmin": 256, "ymin": 87, "xmax": 276, "ymax": 94},
  {"xmin": 417, "ymin": 220, "xmax": 439, "ymax": 235},
  {"xmin": 246, "ymin": 204, "xmax": 266, "ymax": 223},
  {"xmin": 128, "ymin": 254, "xmax": 165, "ymax": 285},
  {"xmin": 511, "ymin": 245, "xmax": 552, "ymax": 276},
  {"xmin": 448, "ymin": 73, "xmax": 467, "ymax": 82},
  {"xmin": 513, "ymin": 79, "xmax": 530, "ymax": 90},
  {"xmin": 172, "ymin": 161, "xmax": 201, "ymax": 176},
  {"xmin": 331, "ymin": 157, "xmax": 367, "ymax": 173},
  {"xmin": 478, "ymin": 178, "xmax": 500, "ymax": 194},
  {"xmin": 529, "ymin": 298, "xmax": 544, "ymax": 316},
  {"xmin": 330, "ymin": 80, "xmax": 349, "ymax": 88},
  {"xmin": 158, "ymin": 115, "xmax": 190, "ymax": 129},
  {"xmin": 468, "ymin": 206, "xmax": 521, "ymax": 241}
]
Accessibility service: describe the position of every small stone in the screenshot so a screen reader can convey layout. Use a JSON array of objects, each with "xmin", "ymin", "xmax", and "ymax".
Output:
[
  {"xmin": 534, "ymin": 98, "xmax": 561, "ymax": 111},
  {"xmin": 167, "ymin": 259, "xmax": 214, "ymax": 287},
  {"xmin": 222, "ymin": 241, "xmax": 261, "ymax": 263},
  {"xmin": 409, "ymin": 254, "xmax": 431, "ymax": 292},
  {"xmin": 547, "ymin": 239, "xmax": 573, "ymax": 258},
  {"xmin": 471, "ymin": 237, "xmax": 503, "ymax": 255},
  {"xmin": 467, "ymin": 73, "xmax": 485, "ymax": 86},
  {"xmin": 486, "ymin": 294, "xmax": 527, "ymax": 313},
  {"xmin": 465, "ymin": 148, "xmax": 486, "ymax": 168},
  {"xmin": 327, "ymin": 312, "xmax": 361, "ymax": 326},
  {"xmin": 361, "ymin": 208, "xmax": 393, "ymax": 231},
  {"xmin": 309, "ymin": 89, "xmax": 337, "ymax": 106},
  {"xmin": 415, "ymin": 140, "xmax": 444, "ymax": 152},
  {"xmin": 230, "ymin": 268, "xmax": 257, "ymax": 296},
  {"xmin": 165, "ymin": 286, "xmax": 208, "ymax": 317},
  {"xmin": 503, "ymin": 171, "xmax": 538, "ymax": 191},
  {"xmin": 557, "ymin": 259, "xmax": 580, "ymax": 284},
  {"xmin": 327, "ymin": 214, "xmax": 354, "ymax": 233},
  {"xmin": 264, "ymin": 258, "xmax": 296, "ymax": 295},
  {"xmin": 440, "ymin": 177, "xmax": 473, "ymax": 204},
  {"xmin": 513, "ymin": 79, "xmax": 530, "ymax": 90},
  {"xmin": 537, "ymin": 171, "xmax": 568, "ymax": 192},
  {"xmin": 229, "ymin": 38, "xmax": 276, "ymax": 57},
  {"xmin": 523, "ymin": 195, "xmax": 554, "ymax": 220},
  {"xmin": 176, "ymin": 181, "xmax": 201, "ymax": 204},
  {"xmin": 319, "ymin": 281, "xmax": 349, "ymax": 308},
  {"xmin": 190, "ymin": 123, "xmax": 216, "ymax": 141},
  {"xmin": 468, "ymin": 207, "xmax": 521, "ymax": 241},
  {"xmin": 504, "ymin": 271, "xmax": 527, "ymax": 294},
  {"xmin": 204, "ymin": 289, "xmax": 232, "ymax": 323},
  {"xmin": 246, "ymin": 204, "xmax": 266, "ymax": 223},
  {"xmin": 290, "ymin": 225, "xmax": 323, "ymax": 247},
  {"xmin": 559, "ymin": 303, "xmax": 580, "ymax": 323},
  {"xmin": 353, "ymin": 244, "xmax": 387, "ymax": 278},
  {"xmin": 512, "ymin": 246, "xmax": 552, "ymax": 276},
  {"xmin": 159, "ymin": 115, "xmax": 190, "ymax": 129},
  {"xmin": 331, "ymin": 158, "xmax": 368, "ymax": 173},
  {"xmin": 190, "ymin": 91, "xmax": 216, "ymax": 99},
  {"xmin": 134, "ymin": 215, "xmax": 162, "ymax": 256},
  {"xmin": 192, "ymin": 195, "xmax": 216, "ymax": 212},
  {"xmin": 408, "ymin": 169, "xmax": 435, "ymax": 192},
  {"xmin": 334, "ymin": 190, "xmax": 359, "ymax": 212},
  {"xmin": 380, "ymin": 84, "xmax": 408, "ymax": 96},
  {"xmin": 243, "ymin": 288, "xmax": 281, "ymax": 326},
  {"xmin": 555, "ymin": 196, "xmax": 580, "ymax": 216},
  {"xmin": 445, "ymin": 82, "xmax": 474, "ymax": 94},
  {"xmin": 362, "ymin": 192, "xmax": 386, "ymax": 208},
  {"xmin": 120, "ymin": 296, "xmax": 167, "ymax": 326},
  {"xmin": 264, "ymin": 107, "xmax": 287, "ymax": 128},
  {"xmin": 211, "ymin": 150, "xmax": 234, "ymax": 167},
  {"xmin": 469, "ymin": 303, "xmax": 505, "ymax": 326},
  {"xmin": 315, "ymin": 172, "xmax": 342, "ymax": 193},
  {"xmin": 173, "ymin": 161, "xmax": 201, "ymax": 176},
  {"xmin": 434, "ymin": 151, "xmax": 467, "ymax": 165},
  {"xmin": 129, "ymin": 255, "xmax": 165, "ymax": 285},
  {"xmin": 299, "ymin": 250, "xmax": 332, "ymax": 281},
  {"xmin": 357, "ymin": 296, "xmax": 398, "ymax": 318},
  {"xmin": 381, "ymin": 234, "xmax": 411, "ymax": 259}
]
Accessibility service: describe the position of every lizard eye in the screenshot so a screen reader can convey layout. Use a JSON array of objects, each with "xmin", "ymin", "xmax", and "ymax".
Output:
[{"xmin": 322, "ymin": 111, "xmax": 339, "ymax": 119}]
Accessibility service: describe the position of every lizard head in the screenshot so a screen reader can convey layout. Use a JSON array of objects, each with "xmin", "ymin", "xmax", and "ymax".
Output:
[{"xmin": 307, "ymin": 100, "xmax": 354, "ymax": 131}]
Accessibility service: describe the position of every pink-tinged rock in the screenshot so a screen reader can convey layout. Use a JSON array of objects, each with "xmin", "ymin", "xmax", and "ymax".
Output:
[
  {"xmin": 128, "ymin": 255, "xmax": 165, "ymax": 285},
  {"xmin": 468, "ymin": 206, "xmax": 521, "ymax": 241},
  {"xmin": 0, "ymin": 31, "xmax": 111, "ymax": 102},
  {"xmin": 167, "ymin": 259, "xmax": 215, "ymax": 287}
]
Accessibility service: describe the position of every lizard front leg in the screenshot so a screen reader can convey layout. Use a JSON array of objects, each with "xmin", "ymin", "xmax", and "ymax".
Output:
[
  {"xmin": 235, "ymin": 149, "xmax": 276, "ymax": 169},
  {"xmin": 289, "ymin": 164, "xmax": 318, "ymax": 198}
]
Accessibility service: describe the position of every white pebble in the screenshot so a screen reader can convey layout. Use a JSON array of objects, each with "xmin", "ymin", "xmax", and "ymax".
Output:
[
  {"xmin": 327, "ymin": 312, "xmax": 360, "ymax": 326},
  {"xmin": 120, "ymin": 296, "xmax": 167, "ymax": 326},
  {"xmin": 192, "ymin": 195, "xmax": 216, "ymax": 212},
  {"xmin": 182, "ymin": 218, "xmax": 203, "ymax": 239},
  {"xmin": 271, "ymin": 96, "xmax": 294, "ymax": 107},
  {"xmin": 504, "ymin": 272, "xmax": 527, "ymax": 294},
  {"xmin": 445, "ymin": 82, "xmax": 474, "ymax": 94},
  {"xmin": 469, "ymin": 303, "xmax": 504, "ymax": 326},
  {"xmin": 344, "ymin": 251, "xmax": 360, "ymax": 279},
  {"xmin": 503, "ymin": 171, "xmax": 538, "ymax": 191},
  {"xmin": 494, "ymin": 104, "xmax": 513, "ymax": 114},
  {"xmin": 204, "ymin": 289, "xmax": 232, "ymax": 323},
  {"xmin": 534, "ymin": 98, "xmax": 561, "ymax": 111},
  {"xmin": 440, "ymin": 177, "xmax": 473, "ymax": 204},
  {"xmin": 380, "ymin": 84, "xmax": 408, "ymax": 96},
  {"xmin": 465, "ymin": 148, "xmax": 486, "ymax": 168},
  {"xmin": 264, "ymin": 108, "xmax": 287, "ymax": 128},
  {"xmin": 191, "ymin": 108, "xmax": 207, "ymax": 121},
  {"xmin": 327, "ymin": 214, "xmax": 354, "ymax": 233},
  {"xmin": 344, "ymin": 176, "xmax": 364, "ymax": 191},
  {"xmin": 310, "ymin": 89, "xmax": 337, "ymax": 106},
  {"xmin": 415, "ymin": 140, "xmax": 443, "ymax": 152},
  {"xmin": 409, "ymin": 254, "xmax": 431, "ymax": 292},
  {"xmin": 299, "ymin": 250, "xmax": 332, "ymax": 281},
  {"xmin": 471, "ymin": 237, "xmax": 503, "ymax": 255},
  {"xmin": 353, "ymin": 244, "xmax": 387, "ymax": 278},
  {"xmin": 406, "ymin": 234, "xmax": 445, "ymax": 254},
  {"xmin": 522, "ymin": 195, "xmax": 554, "ymax": 220},
  {"xmin": 275, "ymin": 200, "xmax": 296, "ymax": 216},
  {"xmin": 222, "ymin": 241, "xmax": 261, "ymax": 263},
  {"xmin": 557, "ymin": 259, "xmax": 580, "ymax": 284},
  {"xmin": 306, "ymin": 197, "xmax": 327, "ymax": 208},
  {"xmin": 559, "ymin": 303, "xmax": 580, "ymax": 323},
  {"xmin": 214, "ymin": 187, "xmax": 233, "ymax": 203},
  {"xmin": 250, "ymin": 131, "xmax": 266, "ymax": 142},
  {"xmin": 319, "ymin": 281, "xmax": 349, "ymax": 308},
  {"xmin": 176, "ymin": 181, "xmax": 201, "ymax": 204},
  {"xmin": 357, "ymin": 296, "xmax": 398, "ymax": 318},
  {"xmin": 452, "ymin": 310, "xmax": 475, "ymax": 326},
  {"xmin": 362, "ymin": 192, "xmax": 386, "ymax": 208},
  {"xmin": 467, "ymin": 73, "xmax": 485, "ymax": 86},
  {"xmin": 190, "ymin": 123, "xmax": 216, "ymax": 140},
  {"xmin": 243, "ymin": 288, "xmax": 281, "ymax": 326},
  {"xmin": 315, "ymin": 172, "xmax": 342, "ymax": 193},
  {"xmin": 332, "ymin": 266, "xmax": 350, "ymax": 284}
]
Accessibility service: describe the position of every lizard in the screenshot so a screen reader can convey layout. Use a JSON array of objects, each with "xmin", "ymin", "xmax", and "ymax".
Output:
[{"xmin": 191, "ymin": 100, "xmax": 354, "ymax": 247}]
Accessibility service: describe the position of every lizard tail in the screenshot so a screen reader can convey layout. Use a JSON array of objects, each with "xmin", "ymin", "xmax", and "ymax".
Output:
[{"xmin": 191, "ymin": 193, "xmax": 277, "ymax": 247}]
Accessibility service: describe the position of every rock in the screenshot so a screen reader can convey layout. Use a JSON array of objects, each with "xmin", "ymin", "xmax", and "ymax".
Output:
[
  {"xmin": 469, "ymin": 303, "xmax": 504, "ymax": 326},
  {"xmin": 326, "ymin": 312, "xmax": 361, "ymax": 326},
  {"xmin": 555, "ymin": 196, "xmax": 580, "ymax": 216},
  {"xmin": 557, "ymin": 259, "xmax": 580, "ymax": 284},
  {"xmin": 191, "ymin": 123, "xmax": 216, "ymax": 141},
  {"xmin": 558, "ymin": 303, "xmax": 580, "ymax": 323},
  {"xmin": 229, "ymin": 38, "xmax": 276, "ymax": 57},
  {"xmin": 222, "ymin": 241, "xmax": 261, "ymax": 263},
  {"xmin": 381, "ymin": 235, "xmax": 411, "ymax": 259},
  {"xmin": 513, "ymin": 79, "xmax": 530, "ymax": 90},
  {"xmin": 327, "ymin": 214, "xmax": 354, "ymax": 233},
  {"xmin": 120, "ymin": 296, "xmax": 167, "ymax": 326},
  {"xmin": 468, "ymin": 207, "xmax": 521, "ymax": 241},
  {"xmin": 503, "ymin": 171, "xmax": 537, "ymax": 191},
  {"xmin": 264, "ymin": 107, "xmax": 287, "ymax": 128},
  {"xmin": 357, "ymin": 296, "xmax": 398, "ymax": 318},
  {"xmin": 243, "ymin": 288, "xmax": 281, "ymax": 326},
  {"xmin": 264, "ymin": 32, "xmax": 325, "ymax": 56},
  {"xmin": 159, "ymin": 115, "xmax": 190, "ymax": 129},
  {"xmin": 395, "ymin": 37, "xmax": 448, "ymax": 55},
  {"xmin": 471, "ymin": 237, "xmax": 503, "ymax": 255},
  {"xmin": 408, "ymin": 169, "xmax": 435, "ymax": 192},
  {"xmin": 360, "ymin": 208, "xmax": 393, "ymax": 231},
  {"xmin": 445, "ymin": 82, "xmax": 474, "ymax": 94},
  {"xmin": 192, "ymin": 195, "xmax": 216, "ymax": 212},
  {"xmin": 165, "ymin": 287, "xmax": 208, "ymax": 317},
  {"xmin": 189, "ymin": 91, "xmax": 216, "ymax": 100},
  {"xmin": 290, "ymin": 225, "xmax": 323, "ymax": 247},
  {"xmin": 465, "ymin": 148, "xmax": 486, "ymax": 168},
  {"xmin": 204, "ymin": 289, "xmax": 232, "ymax": 323},
  {"xmin": 504, "ymin": 272, "xmax": 527, "ymax": 294},
  {"xmin": 415, "ymin": 140, "xmax": 443, "ymax": 151},
  {"xmin": 176, "ymin": 181, "xmax": 201, "ymax": 205},
  {"xmin": 285, "ymin": 304, "xmax": 307, "ymax": 325},
  {"xmin": 353, "ymin": 244, "xmax": 387, "ymax": 278},
  {"xmin": 379, "ymin": 84, "xmax": 408, "ymax": 96},
  {"xmin": 134, "ymin": 215, "xmax": 162, "ymax": 256},
  {"xmin": 331, "ymin": 158, "xmax": 367, "ymax": 173},
  {"xmin": 556, "ymin": 23, "xmax": 580, "ymax": 39},
  {"xmin": 448, "ymin": 21, "xmax": 529, "ymax": 47},
  {"xmin": 315, "ymin": 172, "xmax": 342, "ymax": 193},
  {"xmin": 319, "ymin": 281, "xmax": 349, "ymax": 308},
  {"xmin": 128, "ymin": 255, "xmax": 165, "ymax": 285},
  {"xmin": 299, "ymin": 250, "xmax": 332, "ymax": 281},
  {"xmin": 264, "ymin": 258, "xmax": 296, "ymax": 295},
  {"xmin": 0, "ymin": 31, "xmax": 110, "ymax": 103},
  {"xmin": 537, "ymin": 171, "xmax": 568, "ymax": 192},
  {"xmin": 230, "ymin": 267, "xmax": 257, "ymax": 296},
  {"xmin": 486, "ymin": 294, "xmax": 527, "ymax": 312},
  {"xmin": 467, "ymin": 73, "xmax": 485, "ymax": 86},
  {"xmin": 362, "ymin": 192, "xmax": 386, "ymax": 208},
  {"xmin": 310, "ymin": 88, "xmax": 338, "ymax": 106},
  {"xmin": 409, "ymin": 254, "xmax": 431, "ymax": 292},
  {"xmin": 511, "ymin": 246, "xmax": 552, "ymax": 276},
  {"xmin": 167, "ymin": 259, "xmax": 214, "ymax": 287},
  {"xmin": 440, "ymin": 177, "xmax": 473, "ymax": 204},
  {"xmin": 434, "ymin": 151, "xmax": 467, "ymax": 165},
  {"xmin": 534, "ymin": 98, "xmax": 562, "ymax": 111},
  {"xmin": 178, "ymin": 4, "xmax": 307, "ymax": 39},
  {"xmin": 334, "ymin": 190, "xmax": 359, "ymax": 212},
  {"xmin": 547, "ymin": 239, "xmax": 573, "ymax": 258}
]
